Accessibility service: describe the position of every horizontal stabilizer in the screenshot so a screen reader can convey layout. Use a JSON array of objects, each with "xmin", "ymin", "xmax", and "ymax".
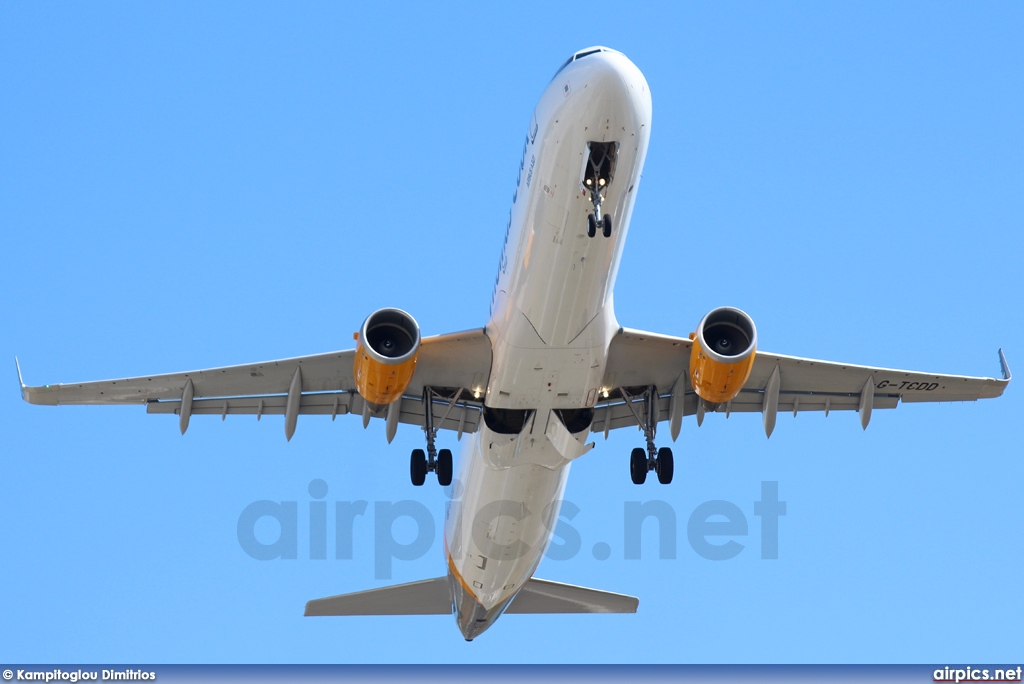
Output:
[
  {"xmin": 304, "ymin": 576, "xmax": 638, "ymax": 616},
  {"xmin": 305, "ymin": 577, "xmax": 451, "ymax": 616},
  {"xmin": 507, "ymin": 578, "xmax": 638, "ymax": 614}
]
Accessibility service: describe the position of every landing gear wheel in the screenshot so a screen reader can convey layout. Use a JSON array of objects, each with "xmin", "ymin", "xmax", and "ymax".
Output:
[
  {"xmin": 587, "ymin": 213, "xmax": 597, "ymax": 238},
  {"xmin": 436, "ymin": 448, "xmax": 453, "ymax": 487},
  {"xmin": 410, "ymin": 448, "xmax": 427, "ymax": 487},
  {"xmin": 630, "ymin": 447, "xmax": 647, "ymax": 485},
  {"xmin": 656, "ymin": 447, "xmax": 674, "ymax": 485},
  {"xmin": 602, "ymin": 214, "xmax": 612, "ymax": 238}
]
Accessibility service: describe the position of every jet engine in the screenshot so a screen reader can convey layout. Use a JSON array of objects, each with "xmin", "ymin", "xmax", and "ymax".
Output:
[
  {"xmin": 353, "ymin": 308, "xmax": 421, "ymax": 410},
  {"xmin": 689, "ymin": 306, "xmax": 757, "ymax": 408}
]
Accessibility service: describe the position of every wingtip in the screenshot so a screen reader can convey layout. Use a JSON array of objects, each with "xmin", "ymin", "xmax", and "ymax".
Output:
[
  {"xmin": 15, "ymin": 356, "xmax": 27, "ymax": 401},
  {"xmin": 998, "ymin": 348, "xmax": 1012, "ymax": 382}
]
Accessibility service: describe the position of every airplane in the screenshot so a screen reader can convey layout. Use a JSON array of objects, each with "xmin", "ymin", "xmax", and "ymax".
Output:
[{"xmin": 17, "ymin": 46, "xmax": 1011, "ymax": 641}]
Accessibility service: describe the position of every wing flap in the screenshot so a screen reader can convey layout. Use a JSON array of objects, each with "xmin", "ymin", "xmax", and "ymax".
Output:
[
  {"xmin": 589, "ymin": 389, "xmax": 902, "ymax": 433},
  {"xmin": 592, "ymin": 394, "xmax": 672, "ymax": 433},
  {"xmin": 720, "ymin": 389, "xmax": 900, "ymax": 413},
  {"xmin": 145, "ymin": 391, "xmax": 483, "ymax": 433}
]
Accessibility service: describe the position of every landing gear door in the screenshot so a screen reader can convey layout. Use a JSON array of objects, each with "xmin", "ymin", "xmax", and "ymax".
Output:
[{"xmin": 580, "ymin": 141, "xmax": 619, "ymax": 195}]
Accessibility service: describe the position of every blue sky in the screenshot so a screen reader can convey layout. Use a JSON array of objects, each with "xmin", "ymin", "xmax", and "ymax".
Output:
[{"xmin": 2, "ymin": 1, "xmax": 1021, "ymax": 664}]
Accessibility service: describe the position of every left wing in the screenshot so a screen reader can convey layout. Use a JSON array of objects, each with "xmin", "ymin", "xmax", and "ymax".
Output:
[
  {"xmin": 18, "ymin": 329, "xmax": 492, "ymax": 438},
  {"xmin": 595, "ymin": 327, "xmax": 1010, "ymax": 437}
]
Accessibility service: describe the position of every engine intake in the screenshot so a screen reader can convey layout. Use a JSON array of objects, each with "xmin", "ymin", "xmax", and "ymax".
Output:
[
  {"xmin": 689, "ymin": 307, "xmax": 757, "ymax": 407},
  {"xmin": 354, "ymin": 308, "xmax": 421, "ymax": 409}
]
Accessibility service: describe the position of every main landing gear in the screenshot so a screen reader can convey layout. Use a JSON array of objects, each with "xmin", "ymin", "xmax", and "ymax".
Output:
[
  {"xmin": 410, "ymin": 447, "xmax": 452, "ymax": 487},
  {"xmin": 583, "ymin": 141, "xmax": 617, "ymax": 239},
  {"xmin": 410, "ymin": 386, "xmax": 455, "ymax": 487},
  {"xmin": 621, "ymin": 385, "xmax": 673, "ymax": 485}
]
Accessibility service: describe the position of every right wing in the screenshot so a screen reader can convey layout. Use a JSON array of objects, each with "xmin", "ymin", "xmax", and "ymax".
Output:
[
  {"xmin": 18, "ymin": 329, "xmax": 492, "ymax": 437},
  {"xmin": 595, "ymin": 327, "xmax": 1010, "ymax": 437}
]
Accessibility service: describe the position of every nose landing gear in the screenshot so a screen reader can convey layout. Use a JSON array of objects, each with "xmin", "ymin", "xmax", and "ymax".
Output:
[
  {"xmin": 587, "ymin": 212, "xmax": 613, "ymax": 239},
  {"xmin": 582, "ymin": 141, "xmax": 617, "ymax": 238}
]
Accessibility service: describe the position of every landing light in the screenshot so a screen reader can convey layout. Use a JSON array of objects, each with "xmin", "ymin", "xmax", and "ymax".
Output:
[
  {"xmin": 598, "ymin": 178, "xmax": 606, "ymax": 187},
  {"xmin": 601, "ymin": 388, "xmax": 609, "ymax": 398}
]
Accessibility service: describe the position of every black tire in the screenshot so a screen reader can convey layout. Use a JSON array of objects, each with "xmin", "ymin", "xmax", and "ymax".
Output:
[
  {"xmin": 602, "ymin": 214, "xmax": 612, "ymax": 238},
  {"xmin": 437, "ymin": 448, "xmax": 453, "ymax": 487},
  {"xmin": 587, "ymin": 213, "xmax": 597, "ymax": 238},
  {"xmin": 410, "ymin": 448, "xmax": 427, "ymax": 487},
  {"xmin": 630, "ymin": 447, "xmax": 647, "ymax": 485},
  {"xmin": 656, "ymin": 446, "xmax": 674, "ymax": 485}
]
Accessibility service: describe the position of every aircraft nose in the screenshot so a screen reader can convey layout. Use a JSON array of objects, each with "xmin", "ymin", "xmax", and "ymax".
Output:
[
  {"xmin": 581, "ymin": 50, "xmax": 646, "ymax": 92},
  {"xmin": 551, "ymin": 49, "xmax": 651, "ymax": 126}
]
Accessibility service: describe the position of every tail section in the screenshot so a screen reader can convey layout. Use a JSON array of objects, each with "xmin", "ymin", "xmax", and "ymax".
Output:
[
  {"xmin": 304, "ymin": 576, "xmax": 638, "ymax": 617},
  {"xmin": 506, "ymin": 578, "xmax": 638, "ymax": 614}
]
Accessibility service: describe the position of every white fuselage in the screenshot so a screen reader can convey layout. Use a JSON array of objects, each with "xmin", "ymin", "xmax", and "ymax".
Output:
[{"xmin": 443, "ymin": 49, "xmax": 652, "ymax": 640}]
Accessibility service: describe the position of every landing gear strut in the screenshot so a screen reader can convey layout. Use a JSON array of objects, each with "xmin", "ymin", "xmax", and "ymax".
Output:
[
  {"xmin": 410, "ymin": 387, "xmax": 455, "ymax": 487},
  {"xmin": 582, "ymin": 141, "xmax": 616, "ymax": 239},
  {"xmin": 620, "ymin": 385, "xmax": 673, "ymax": 485}
]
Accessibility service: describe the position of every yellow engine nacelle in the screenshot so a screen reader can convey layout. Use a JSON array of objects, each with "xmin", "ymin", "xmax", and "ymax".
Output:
[
  {"xmin": 689, "ymin": 307, "xmax": 758, "ymax": 407},
  {"xmin": 353, "ymin": 308, "xmax": 421, "ymax": 410}
]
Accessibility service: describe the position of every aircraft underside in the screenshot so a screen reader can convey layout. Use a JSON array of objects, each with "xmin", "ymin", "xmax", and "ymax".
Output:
[{"xmin": 18, "ymin": 46, "xmax": 1010, "ymax": 642}]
